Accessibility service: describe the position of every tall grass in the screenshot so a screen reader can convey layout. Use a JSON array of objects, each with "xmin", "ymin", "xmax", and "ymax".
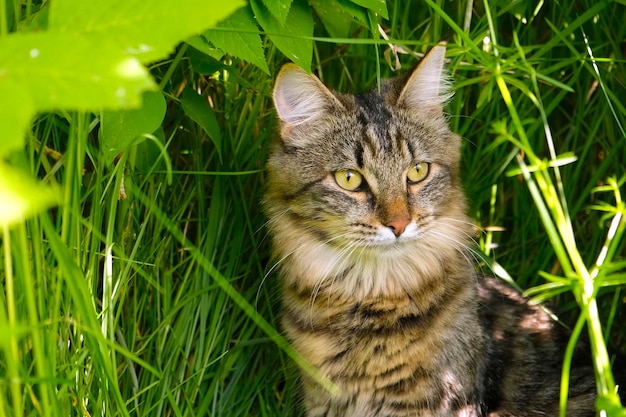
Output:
[{"xmin": 1, "ymin": 0, "xmax": 625, "ymax": 416}]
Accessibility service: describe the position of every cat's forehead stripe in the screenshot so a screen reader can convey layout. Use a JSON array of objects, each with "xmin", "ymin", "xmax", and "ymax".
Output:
[
  {"xmin": 354, "ymin": 91, "xmax": 391, "ymax": 126},
  {"xmin": 405, "ymin": 137, "xmax": 416, "ymax": 160},
  {"xmin": 354, "ymin": 140, "xmax": 364, "ymax": 168},
  {"xmin": 353, "ymin": 91, "xmax": 394, "ymax": 153}
]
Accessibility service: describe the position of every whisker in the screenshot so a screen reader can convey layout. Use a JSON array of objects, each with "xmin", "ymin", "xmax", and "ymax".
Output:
[
  {"xmin": 256, "ymin": 209, "xmax": 344, "ymax": 307},
  {"xmin": 323, "ymin": 239, "xmax": 365, "ymax": 308},
  {"xmin": 431, "ymin": 216, "xmax": 499, "ymax": 277},
  {"xmin": 309, "ymin": 234, "xmax": 364, "ymax": 312},
  {"xmin": 425, "ymin": 220, "xmax": 483, "ymax": 283}
]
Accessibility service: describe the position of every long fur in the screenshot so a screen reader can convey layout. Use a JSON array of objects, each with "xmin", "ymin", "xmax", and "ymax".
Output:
[{"xmin": 264, "ymin": 46, "xmax": 616, "ymax": 417}]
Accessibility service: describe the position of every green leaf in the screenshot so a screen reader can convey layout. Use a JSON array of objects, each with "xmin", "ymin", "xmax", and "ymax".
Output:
[
  {"xmin": 0, "ymin": 162, "xmax": 60, "ymax": 228},
  {"xmin": 0, "ymin": 32, "xmax": 155, "ymax": 111},
  {"xmin": 337, "ymin": 0, "xmax": 370, "ymax": 26},
  {"xmin": 48, "ymin": 0, "xmax": 245, "ymax": 64},
  {"xmin": 252, "ymin": 0, "xmax": 313, "ymax": 71},
  {"xmin": 203, "ymin": 7, "xmax": 270, "ymax": 75},
  {"xmin": 595, "ymin": 393, "xmax": 626, "ymax": 416},
  {"xmin": 351, "ymin": 0, "xmax": 388, "ymax": 19},
  {"xmin": 261, "ymin": 0, "xmax": 293, "ymax": 25},
  {"xmin": 0, "ymin": 81, "xmax": 35, "ymax": 157},
  {"xmin": 476, "ymin": 79, "xmax": 495, "ymax": 109},
  {"xmin": 367, "ymin": 8, "xmax": 380, "ymax": 39},
  {"xmin": 100, "ymin": 91, "xmax": 167, "ymax": 164},
  {"xmin": 310, "ymin": 0, "xmax": 355, "ymax": 38},
  {"xmin": 310, "ymin": 0, "xmax": 372, "ymax": 35},
  {"xmin": 135, "ymin": 127, "xmax": 166, "ymax": 174},
  {"xmin": 185, "ymin": 36, "xmax": 225, "ymax": 61},
  {"xmin": 180, "ymin": 88, "xmax": 222, "ymax": 160},
  {"xmin": 186, "ymin": 46, "xmax": 225, "ymax": 75}
]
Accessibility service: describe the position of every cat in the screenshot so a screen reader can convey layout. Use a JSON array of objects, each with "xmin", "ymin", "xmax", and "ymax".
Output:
[{"xmin": 263, "ymin": 45, "xmax": 619, "ymax": 416}]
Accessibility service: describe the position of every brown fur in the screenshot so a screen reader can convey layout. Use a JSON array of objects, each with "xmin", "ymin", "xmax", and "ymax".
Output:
[{"xmin": 264, "ymin": 46, "xmax": 610, "ymax": 416}]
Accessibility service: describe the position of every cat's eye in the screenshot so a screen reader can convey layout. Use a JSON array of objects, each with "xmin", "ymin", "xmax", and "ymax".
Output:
[
  {"xmin": 334, "ymin": 170, "xmax": 363, "ymax": 191},
  {"xmin": 407, "ymin": 162, "xmax": 430, "ymax": 184}
]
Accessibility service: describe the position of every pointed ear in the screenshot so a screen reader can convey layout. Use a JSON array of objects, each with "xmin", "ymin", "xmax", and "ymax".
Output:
[
  {"xmin": 273, "ymin": 64, "xmax": 344, "ymax": 127},
  {"xmin": 397, "ymin": 45, "xmax": 453, "ymax": 113}
]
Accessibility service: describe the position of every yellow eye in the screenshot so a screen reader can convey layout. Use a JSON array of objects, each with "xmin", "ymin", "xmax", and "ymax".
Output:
[
  {"xmin": 407, "ymin": 162, "xmax": 430, "ymax": 184},
  {"xmin": 334, "ymin": 170, "xmax": 363, "ymax": 191}
]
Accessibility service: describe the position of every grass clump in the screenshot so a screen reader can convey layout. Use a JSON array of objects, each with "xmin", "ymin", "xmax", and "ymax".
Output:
[{"xmin": 0, "ymin": 0, "xmax": 625, "ymax": 416}]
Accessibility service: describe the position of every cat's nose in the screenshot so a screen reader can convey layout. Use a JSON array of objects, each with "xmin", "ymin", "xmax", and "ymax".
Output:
[{"xmin": 385, "ymin": 219, "xmax": 411, "ymax": 237}]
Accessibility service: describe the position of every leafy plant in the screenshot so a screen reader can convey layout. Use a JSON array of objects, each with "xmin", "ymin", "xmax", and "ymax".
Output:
[
  {"xmin": 1, "ymin": 0, "xmax": 625, "ymax": 416},
  {"xmin": 0, "ymin": 0, "xmax": 243, "ymax": 225}
]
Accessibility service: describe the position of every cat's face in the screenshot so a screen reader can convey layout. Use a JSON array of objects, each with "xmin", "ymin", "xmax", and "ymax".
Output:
[{"xmin": 265, "ymin": 46, "xmax": 470, "ymax": 261}]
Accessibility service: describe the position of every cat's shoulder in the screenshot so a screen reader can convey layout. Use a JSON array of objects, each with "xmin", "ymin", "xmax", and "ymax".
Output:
[
  {"xmin": 475, "ymin": 276, "xmax": 561, "ymax": 336},
  {"xmin": 476, "ymin": 276, "xmax": 527, "ymax": 306}
]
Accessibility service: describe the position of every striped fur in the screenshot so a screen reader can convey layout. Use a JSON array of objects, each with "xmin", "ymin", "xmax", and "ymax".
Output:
[{"xmin": 264, "ymin": 46, "xmax": 603, "ymax": 416}]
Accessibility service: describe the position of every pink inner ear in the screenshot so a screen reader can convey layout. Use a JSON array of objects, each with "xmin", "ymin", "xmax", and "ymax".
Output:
[
  {"xmin": 273, "ymin": 66, "xmax": 324, "ymax": 125},
  {"xmin": 273, "ymin": 65, "xmax": 344, "ymax": 126},
  {"xmin": 273, "ymin": 86, "xmax": 296, "ymax": 122}
]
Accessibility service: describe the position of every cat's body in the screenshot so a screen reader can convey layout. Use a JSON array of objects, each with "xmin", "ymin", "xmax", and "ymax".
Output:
[{"xmin": 264, "ymin": 46, "xmax": 608, "ymax": 416}]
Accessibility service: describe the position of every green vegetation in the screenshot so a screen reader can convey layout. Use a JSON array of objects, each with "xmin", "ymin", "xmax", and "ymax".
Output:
[{"xmin": 0, "ymin": 0, "xmax": 624, "ymax": 416}]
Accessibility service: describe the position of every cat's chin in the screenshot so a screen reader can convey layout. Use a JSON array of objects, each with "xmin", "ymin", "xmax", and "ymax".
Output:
[{"xmin": 273, "ymin": 219, "xmax": 471, "ymax": 298}]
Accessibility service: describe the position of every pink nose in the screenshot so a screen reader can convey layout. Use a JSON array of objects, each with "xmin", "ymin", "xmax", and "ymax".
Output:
[{"xmin": 385, "ymin": 219, "xmax": 411, "ymax": 237}]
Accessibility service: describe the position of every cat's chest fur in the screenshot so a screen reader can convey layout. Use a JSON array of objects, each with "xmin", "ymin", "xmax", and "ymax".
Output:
[{"xmin": 282, "ymin": 272, "xmax": 487, "ymax": 417}]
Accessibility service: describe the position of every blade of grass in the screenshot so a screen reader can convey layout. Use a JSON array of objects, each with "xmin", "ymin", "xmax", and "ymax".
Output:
[{"xmin": 126, "ymin": 178, "xmax": 338, "ymax": 396}]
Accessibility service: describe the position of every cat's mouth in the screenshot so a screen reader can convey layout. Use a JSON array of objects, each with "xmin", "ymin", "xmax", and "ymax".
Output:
[
  {"xmin": 337, "ymin": 222, "xmax": 422, "ymax": 249},
  {"xmin": 377, "ymin": 221, "xmax": 417, "ymax": 240}
]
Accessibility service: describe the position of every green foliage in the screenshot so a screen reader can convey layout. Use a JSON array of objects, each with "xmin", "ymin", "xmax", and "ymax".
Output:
[
  {"xmin": 204, "ymin": 7, "xmax": 270, "ymax": 75},
  {"xmin": 202, "ymin": 0, "xmax": 388, "ymax": 72},
  {"xmin": 260, "ymin": 0, "xmax": 293, "ymax": 26},
  {"xmin": 0, "ymin": 162, "xmax": 60, "ymax": 227},
  {"xmin": 180, "ymin": 87, "xmax": 223, "ymax": 159},
  {"xmin": 0, "ymin": 0, "xmax": 242, "ymax": 225},
  {"xmin": 1, "ymin": 32, "xmax": 155, "ymax": 110},
  {"xmin": 1, "ymin": 0, "xmax": 625, "ymax": 416},
  {"xmin": 250, "ymin": 0, "xmax": 314, "ymax": 71},
  {"xmin": 100, "ymin": 91, "xmax": 167, "ymax": 165}
]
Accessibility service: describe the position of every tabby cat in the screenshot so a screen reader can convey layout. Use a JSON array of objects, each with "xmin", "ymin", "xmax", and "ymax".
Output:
[{"xmin": 264, "ymin": 46, "xmax": 616, "ymax": 416}]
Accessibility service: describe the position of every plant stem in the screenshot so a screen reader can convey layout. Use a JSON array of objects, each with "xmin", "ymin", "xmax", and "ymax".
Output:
[{"xmin": 2, "ymin": 225, "xmax": 23, "ymax": 416}]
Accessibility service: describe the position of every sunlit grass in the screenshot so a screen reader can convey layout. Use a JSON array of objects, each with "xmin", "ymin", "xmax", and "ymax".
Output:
[{"xmin": 1, "ymin": 0, "xmax": 624, "ymax": 416}]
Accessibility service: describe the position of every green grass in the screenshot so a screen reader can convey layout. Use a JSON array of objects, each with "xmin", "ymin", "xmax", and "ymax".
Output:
[{"xmin": 1, "ymin": 0, "xmax": 625, "ymax": 416}]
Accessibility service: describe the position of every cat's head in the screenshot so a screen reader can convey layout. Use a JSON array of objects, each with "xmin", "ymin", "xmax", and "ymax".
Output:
[{"xmin": 265, "ymin": 46, "xmax": 472, "ymax": 284}]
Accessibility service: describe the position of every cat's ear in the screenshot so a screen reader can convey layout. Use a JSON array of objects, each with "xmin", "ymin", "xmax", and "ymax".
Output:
[
  {"xmin": 397, "ymin": 45, "xmax": 453, "ymax": 114},
  {"xmin": 273, "ymin": 64, "xmax": 344, "ymax": 127}
]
